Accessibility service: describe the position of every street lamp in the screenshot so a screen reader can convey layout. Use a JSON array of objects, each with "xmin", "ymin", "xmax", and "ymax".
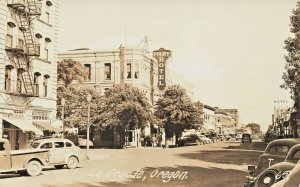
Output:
[
  {"xmin": 61, "ymin": 97, "xmax": 66, "ymax": 139},
  {"xmin": 86, "ymin": 93, "xmax": 92, "ymax": 156}
]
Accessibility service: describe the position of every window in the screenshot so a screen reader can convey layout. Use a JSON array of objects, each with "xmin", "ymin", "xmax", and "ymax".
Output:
[
  {"xmin": 44, "ymin": 41, "xmax": 49, "ymax": 60},
  {"xmin": 32, "ymin": 110, "xmax": 50, "ymax": 120},
  {"xmin": 66, "ymin": 142, "xmax": 73, "ymax": 147},
  {"xmin": 35, "ymin": 34, "xmax": 42, "ymax": 56},
  {"xmin": 54, "ymin": 142, "xmax": 64, "ymax": 148},
  {"xmin": 268, "ymin": 145, "xmax": 289, "ymax": 156},
  {"xmin": 5, "ymin": 66, "xmax": 12, "ymax": 92},
  {"xmin": 43, "ymin": 75, "xmax": 49, "ymax": 97},
  {"xmin": 0, "ymin": 142, "xmax": 5, "ymax": 151},
  {"xmin": 45, "ymin": 2, "xmax": 52, "ymax": 24},
  {"xmin": 6, "ymin": 24, "xmax": 13, "ymax": 48},
  {"xmin": 293, "ymin": 151, "xmax": 300, "ymax": 159},
  {"xmin": 126, "ymin": 63, "xmax": 132, "ymax": 79},
  {"xmin": 40, "ymin": 142, "xmax": 53, "ymax": 149},
  {"xmin": 84, "ymin": 64, "xmax": 91, "ymax": 81},
  {"xmin": 104, "ymin": 63, "xmax": 111, "ymax": 80},
  {"xmin": 17, "ymin": 69, "xmax": 23, "ymax": 93},
  {"xmin": 33, "ymin": 72, "xmax": 40, "ymax": 96},
  {"xmin": 134, "ymin": 63, "xmax": 139, "ymax": 79}
]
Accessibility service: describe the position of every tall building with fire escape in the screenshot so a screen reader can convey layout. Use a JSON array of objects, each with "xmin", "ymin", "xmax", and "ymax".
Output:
[{"xmin": 0, "ymin": 0, "xmax": 59, "ymax": 150}]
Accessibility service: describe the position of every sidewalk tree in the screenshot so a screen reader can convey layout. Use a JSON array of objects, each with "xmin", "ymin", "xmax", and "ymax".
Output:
[
  {"xmin": 282, "ymin": 2, "xmax": 300, "ymax": 110},
  {"xmin": 58, "ymin": 58, "xmax": 88, "ymax": 89},
  {"xmin": 99, "ymin": 84, "xmax": 155, "ymax": 147},
  {"xmin": 154, "ymin": 84, "xmax": 199, "ymax": 145},
  {"xmin": 57, "ymin": 58, "xmax": 102, "ymax": 137}
]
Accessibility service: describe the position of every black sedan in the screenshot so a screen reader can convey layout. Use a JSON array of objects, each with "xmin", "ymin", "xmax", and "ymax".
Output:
[{"xmin": 177, "ymin": 134, "xmax": 203, "ymax": 146}]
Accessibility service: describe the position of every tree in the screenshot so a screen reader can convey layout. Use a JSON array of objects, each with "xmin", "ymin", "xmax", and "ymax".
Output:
[
  {"xmin": 246, "ymin": 123, "xmax": 262, "ymax": 134},
  {"xmin": 193, "ymin": 101, "xmax": 204, "ymax": 128},
  {"xmin": 56, "ymin": 58, "xmax": 101, "ymax": 130},
  {"xmin": 154, "ymin": 84, "xmax": 199, "ymax": 145},
  {"xmin": 282, "ymin": 2, "xmax": 300, "ymax": 109},
  {"xmin": 58, "ymin": 58, "xmax": 88, "ymax": 89},
  {"xmin": 98, "ymin": 84, "xmax": 155, "ymax": 147}
]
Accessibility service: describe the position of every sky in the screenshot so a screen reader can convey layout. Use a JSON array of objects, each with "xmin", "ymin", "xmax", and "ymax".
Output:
[{"xmin": 58, "ymin": 0, "xmax": 299, "ymax": 132}]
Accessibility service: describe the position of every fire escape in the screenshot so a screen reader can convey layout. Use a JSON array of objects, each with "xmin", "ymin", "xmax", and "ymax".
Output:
[{"xmin": 6, "ymin": 0, "xmax": 41, "ymax": 97}]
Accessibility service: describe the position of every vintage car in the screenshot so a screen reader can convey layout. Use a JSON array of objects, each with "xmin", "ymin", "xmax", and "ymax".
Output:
[
  {"xmin": 29, "ymin": 138, "xmax": 88, "ymax": 169},
  {"xmin": 244, "ymin": 139, "xmax": 300, "ymax": 187},
  {"xmin": 78, "ymin": 135, "xmax": 94, "ymax": 148},
  {"xmin": 178, "ymin": 134, "xmax": 204, "ymax": 146},
  {"xmin": 242, "ymin": 133, "xmax": 252, "ymax": 143},
  {"xmin": 246, "ymin": 144, "xmax": 300, "ymax": 187},
  {"xmin": 0, "ymin": 138, "xmax": 49, "ymax": 176},
  {"xmin": 272, "ymin": 161, "xmax": 300, "ymax": 187}
]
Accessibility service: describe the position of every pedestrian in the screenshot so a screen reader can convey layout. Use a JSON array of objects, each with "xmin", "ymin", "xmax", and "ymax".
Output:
[{"xmin": 151, "ymin": 135, "xmax": 157, "ymax": 147}]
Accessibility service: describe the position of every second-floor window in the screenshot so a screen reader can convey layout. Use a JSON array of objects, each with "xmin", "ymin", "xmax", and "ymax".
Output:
[
  {"xmin": 43, "ymin": 75, "xmax": 49, "ymax": 97},
  {"xmin": 104, "ymin": 63, "xmax": 111, "ymax": 80},
  {"xmin": 44, "ymin": 41, "xmax": 49, "ymax": 60},
  {"xmin": 84, "ymin": 64, "xmax": 91, "ymax": 81},
  {"xmin": 5, "ymin": 66, "xmax": 12, "ymax": 92},
  {"xmin": 17, "ymin": 69, "xmax": 23, "ymax": 93},
  {"xmin": 126, "ymin": 63, "xmax": 132, "ymax": 79},
  {"xmin": 134, "ymin": 63, "xmax": 139, "ymax": 79},
  {"xmin": 33, "ymin": 72, "xmax": 41, "ymax": 96}
]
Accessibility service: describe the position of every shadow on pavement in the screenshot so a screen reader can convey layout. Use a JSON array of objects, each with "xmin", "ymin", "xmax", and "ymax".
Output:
[
  {"xmin": 42, "ymin": 165, "xmax": 247, "ymax": 187},
  {"xmin": 224, "ymin": 141, "xmax": 266, "ymax": 152},
  {"xmin": 177, "ymin": 149, "xmax": 262, "ymax": 165}
]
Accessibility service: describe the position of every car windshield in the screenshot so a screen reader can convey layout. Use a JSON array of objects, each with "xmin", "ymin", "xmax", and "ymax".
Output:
[{"xmin": 30, "ymin": 142, "xmax": 40, "ymax": 149}]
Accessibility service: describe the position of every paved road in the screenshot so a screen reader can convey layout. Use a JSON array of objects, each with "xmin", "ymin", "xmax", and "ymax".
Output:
[{"xmin": 0, "ymin": 140, "xmax": 266, "ymax": 187}]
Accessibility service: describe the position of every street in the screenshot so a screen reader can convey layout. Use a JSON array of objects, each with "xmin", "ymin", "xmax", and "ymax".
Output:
[{"xmin": 0, "ymin": 140, "xmax": 266, "ymax": 187}]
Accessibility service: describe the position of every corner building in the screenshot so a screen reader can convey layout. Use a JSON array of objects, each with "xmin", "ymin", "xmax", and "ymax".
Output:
[
  {"xmin": 0, "ymin": 0, "xmax": 59, "ymax": 149},
  {"xmin": 58, "ymin": 46, "xmax": 181, "ymax": 147}
]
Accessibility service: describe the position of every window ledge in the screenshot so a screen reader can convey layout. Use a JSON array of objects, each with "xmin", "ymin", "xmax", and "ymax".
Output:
[
  {"xmin": 36, "ymin": 58, "xmax": 51, "ymax": 64},
  {"xmin": 37, "ymin": 18, "xmax": 52, "ymax": 27}
]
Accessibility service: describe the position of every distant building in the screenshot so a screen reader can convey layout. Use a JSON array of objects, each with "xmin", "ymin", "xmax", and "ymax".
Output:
[
  {"xmin": 0, "ymin": 0, "xmax": 60, "ymax": 149},
  {"xmin": 203, "ymin": 105, "xmax": 217, "ymax": 132},
  {"xmin": 215, "ymin": 109, "xmax": 235, "ymax": 135},
  {"xmin": 273, "ymin": 100, "xmax": 292, "ymax": 137}
]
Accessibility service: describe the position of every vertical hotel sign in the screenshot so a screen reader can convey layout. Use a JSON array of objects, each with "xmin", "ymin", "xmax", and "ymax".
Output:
[{"xmin": 153, "ymin": 48, "xmax": 171, "ymax": 90}]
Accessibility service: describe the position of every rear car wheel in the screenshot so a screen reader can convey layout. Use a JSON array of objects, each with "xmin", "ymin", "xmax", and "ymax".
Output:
[
  {"xmin": 67, "ymin": 156, "xmax": 79, "ymax": 169},
  {"xmin": 256, "ymin": 170, "xmax": 278, "ymax": 187},
  {"xmin": 26, "ymin": 160, "xmax": 42, "ymax": 176}
]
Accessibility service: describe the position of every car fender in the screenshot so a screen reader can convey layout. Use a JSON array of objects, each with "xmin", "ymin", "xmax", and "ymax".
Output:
[
  {"xmin": 23, "ymin": 154, "xmax": 49, "ymax": 168},
  {"xmin": 64, "ymin": 152, "xmax": 80, "ymax": 163}
]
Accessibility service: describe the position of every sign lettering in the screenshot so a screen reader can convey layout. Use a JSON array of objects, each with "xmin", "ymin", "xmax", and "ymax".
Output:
[{"xmin": 153, "ymin": 48, "xmax": 171, "ymax": 91}]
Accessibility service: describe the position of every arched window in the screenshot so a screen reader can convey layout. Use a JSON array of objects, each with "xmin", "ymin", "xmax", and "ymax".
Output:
[
  {"xmin": 33, "ymin": 72, "xmax": 41, "ymax": 96},
  {"xmin": 35, "ymin": 33, "xmax": 42, "ymax": 56},
  {"xmin": 6, "ymin": 22, "xmax": 15, "ymax": 48},
  {"xmin": 43, "ymin": 74, "xmax": 50, "ymax": 97},
  {"xmin": 45, "ymin": 1, "xmax": 52, "ymax": 24},
  {"xmin": 5, "ymin": 65, "xmax": 14, "ymax": 92}
]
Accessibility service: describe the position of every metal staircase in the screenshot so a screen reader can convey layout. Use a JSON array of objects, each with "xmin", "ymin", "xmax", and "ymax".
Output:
[{"xmin": 6, "ymin": 0, "xmax": 41, "ymax": 96}]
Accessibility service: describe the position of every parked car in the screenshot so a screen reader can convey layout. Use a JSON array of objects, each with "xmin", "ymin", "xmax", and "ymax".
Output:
[
  {"xmin": 245, "ymin": 143, "xmax": 300, "ymax": 187},
  {"xmin": 242, "ymin": 133, "xmax": 252, "ymax": 143},
  {"xmin": 29, "ymin": 138, "xmax": 88, "ymax": 169},
  {"xmin": 0, "ymin": 138, "xmax": 49, "ymax": 176},
  {"xmin": 236, "ymin": 132, "xmax": 243, "ymax": 140},
  {"xmin": 198, "ymin": 135, "xmax": 211, "ymax": 144},
  {"xmin": 178, "ymin": 134, "xmax": 203, "ymax": 146},
  {"xmin": 272, "ymin": 160, "xmax": 300, "ymax": 187},
  {"xmin": 244, "ymin": 138, "xmax": 300, "ymax": 187},
  {"xmin": 78, "ymin": 135, "xmax": 94, "ymax": 148}
]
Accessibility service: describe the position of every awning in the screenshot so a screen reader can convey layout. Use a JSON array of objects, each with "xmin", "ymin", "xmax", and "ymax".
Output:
[
  {"xmin": 3, "ymin": 118, "xmax": 43, "ymax": 136},
  {"xmin": 33, "ymin": 121, "xmax": 63, "ymax": 133}
]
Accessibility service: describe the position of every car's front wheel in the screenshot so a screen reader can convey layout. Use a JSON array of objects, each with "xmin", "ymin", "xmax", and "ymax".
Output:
[
  {"xmin": 255, "ymin": 169, "xmax": 278, "ymax": 187},
  {"xmin": 67, "ymin": 156, "xmax": 79, "ymax": 169},
  {"xmin": 26, "ymin": 160, "xmax": 42, "ymax": 176}
]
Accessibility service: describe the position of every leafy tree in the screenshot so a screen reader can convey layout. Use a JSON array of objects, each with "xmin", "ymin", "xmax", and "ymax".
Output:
[
  {"xmin": 282, "ymin": 2, "xmax": 300, "ymax": 110},
  {"xmin": 57, "ymin": 86, "xmax": 102, "ymax": 128},
  {"xmin": 98, "ymin": 84, "xmax": 155, "ymax": 147},
  {"xmin": 57, "ymin": 58, "xmax": 88, "ymax": 89},
  {"xmin": 193, "ymin": 101, "xmax": 204, "ymax": 128},
  {"xmin": 246, "ymin": 123, "xmax": 262, "ymax": 134},
  {"xmin": 154, "ymin": 84, "xmax": 199, "ymax": 145}
]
